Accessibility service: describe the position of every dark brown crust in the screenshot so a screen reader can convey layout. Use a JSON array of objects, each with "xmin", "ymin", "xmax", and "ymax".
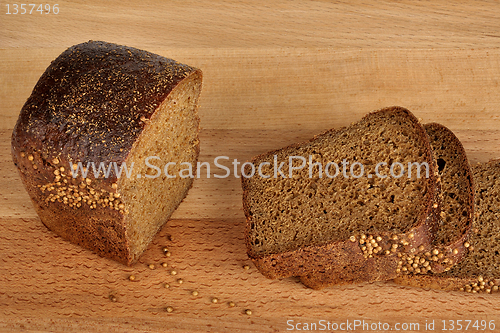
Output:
[
  {"xmin": 299, "ymin": 206, "xmax": 439, "ymax": 289},
  {"xmin": 11, "ymin": 41, "xmax": 201, "ymax": 265},
  {"xmin": 394, "ymin": 160, "xmax": 498, "ymax": 293},
  {"xmin": 421, "ymin": 123, "xmax": 474, "ymax": 274},
  {"xmin": 242, "ymin": 106, "xmax": 439, "ymax": 288},
  {"xmin": 393, "ymin": 274, "xmax": 478, "ymax": 291},
  {"xmin": 393, "ymin": 274, "xmax": 500, "ymax": 292}
]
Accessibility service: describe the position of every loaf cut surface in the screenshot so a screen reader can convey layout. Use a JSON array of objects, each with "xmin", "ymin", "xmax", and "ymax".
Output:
[
  {"xmin": 394, "ymin": 160, "xmax": 500, "ymax": 293},
  {"xmin": 11, "ymin": 41, "xmax": 202, "ymax": 265},
  {"xmin": 242, "ymin": 106, "xmax": 438, "ymax": 287},
  {"xmin": 395, "ymin": 123, "xmax": 474, "ymax": 276}
]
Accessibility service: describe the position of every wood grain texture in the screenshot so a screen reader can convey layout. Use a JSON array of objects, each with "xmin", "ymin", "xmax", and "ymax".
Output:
[
  {"xmin": 2, "ymin": 0, "xmax": 500, "ymax": 331},
  {"xmin": 3, "ymin": 48, "xmax": 500, "ymax": 131},
  {"xmin": 1, "ymin": 0, "xmax": 500, "ymax": 49}
]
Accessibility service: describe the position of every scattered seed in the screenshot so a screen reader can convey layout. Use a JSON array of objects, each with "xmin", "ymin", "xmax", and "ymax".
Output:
[
  {"xmin": 464, "ymin": 242, "xmax": 470, "ymax": 248},
  {"xmin": 191, "ymin": 290, "xmax": 199, "ymax": 296},
  {"xmin": 177, "ymin": 278, "xmax": 184, "ymax": 284},
  {"xmin": 166, "ymin": 306, "xmax": 174, "ymax": 313},
  {"xmin": 162, "ymin": 262, "xmax": 168, "ymax": 268},
  {"xmin": 171, "ymin": 270, "xmax": 177, "ymax": 276},
  {"xmin": 349, "ymin": 236, "xmax": 356, "ymax": 242},
  {"xmin": 129, "ymin": 275, "xmax": 136, "ymax": 281},
  {"xmin": 243, "ymin": 265, "xmax": 250, "ymax": 270},
  {"xmin": 109, "ymin": 295, "xmax": 117, "ymax": 302},
  {"xmin": 245, "ymin": 309, "xmax": 252, "ymax": 315},
  {"xmin": 165, "ymin": 283, "xmax": 170, "ymax": 289},
  {"xmin": 211, "ymin": 298, "xmax": 218, "ymax": 304},
  {"xmin": 228, "ymin": 301, "xmax": 235, "ymax": 307},
  {"xmin": 148, "ymin": 264, "xmax": 155, "ymax": 270}
]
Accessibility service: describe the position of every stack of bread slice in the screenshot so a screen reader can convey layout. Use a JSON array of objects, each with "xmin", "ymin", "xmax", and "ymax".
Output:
[{"xmin": 242, "ymin": 106, "xmax": 499, "ymax": 293}]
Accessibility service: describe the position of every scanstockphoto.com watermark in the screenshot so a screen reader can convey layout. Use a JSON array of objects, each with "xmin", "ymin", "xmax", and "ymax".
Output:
[
  {"xmin": 285, "ymin": 319, "xmax": 496, "ymax": 331},
  {"xmin": 68, "ymin": 155, "xmax": 430, "ymax": 180}
]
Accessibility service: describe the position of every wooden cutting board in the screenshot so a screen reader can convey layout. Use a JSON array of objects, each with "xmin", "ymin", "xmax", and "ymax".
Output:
[{"xmin": 1, "ymin": 1, "xmax": 500, "ymax": 332}]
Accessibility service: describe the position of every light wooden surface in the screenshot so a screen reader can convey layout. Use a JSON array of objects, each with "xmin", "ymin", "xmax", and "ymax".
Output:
[{"xmin": 1, "ymin": 1, "xmax": 500, "ymax": 332}]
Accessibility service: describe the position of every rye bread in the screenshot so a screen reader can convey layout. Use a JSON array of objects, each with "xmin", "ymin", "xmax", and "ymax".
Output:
[
  {"xmin": 242, "ymin": 106, "xmax": 439, "ymax": 288},
  {"xmin": 394, "ymin": 159, "xmax": 500, "ymax": 293},
  {"xmin": 394, "ymin": 123, "xmax": 474, "ymax": 277},
  {"xmin": 302, "ymin": 123, "xmax": 474, "ymax": 288},
  {"xmin": 11, "ymin": 41, "xmax": 203, "ymax": 265}
]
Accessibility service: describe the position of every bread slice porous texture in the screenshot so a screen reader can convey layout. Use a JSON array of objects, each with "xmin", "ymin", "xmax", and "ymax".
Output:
[
  {"xmin": 11, "ymin": 41, "xmax": 202, "ymax": 265},
  {"xmin": 395, "ymin": 123, "xmax": 474, "ymax": 277},
  {"xmin": 242, "ymin": 106, "xmax": 439, "ymax": 288},
  {"xmin": 394, "ymin": 160, "xmax": 500, "ymax": 293}
]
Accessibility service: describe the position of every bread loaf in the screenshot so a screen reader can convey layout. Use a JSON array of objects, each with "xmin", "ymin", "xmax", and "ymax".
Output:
[
  {"xmin": 11, "ymin": 41, "xmax": 203, "ymax": 265},
  {"xmin": 242, "ymin": 106, "xmax": 439, "ymax": 288},
  {"xmin": 394, "ymin": 159, "xmax": 500, "ymax": 293}
]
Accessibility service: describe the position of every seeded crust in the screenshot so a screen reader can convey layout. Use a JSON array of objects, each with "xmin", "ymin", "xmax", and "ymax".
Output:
[
  {"xmin": 242, "ymin": 106, "xmax": 439, "ymax": 288},
  {"xmin": 394, "ymin": 123, "xmax": 474, "ymax": 277},
  {"xmin": 11, "ymin": 41, "xmax": 202, "ymax": 265},
  {"xmin": 393, "ymin": 160, "xmax": 500, "ymax": 294}
]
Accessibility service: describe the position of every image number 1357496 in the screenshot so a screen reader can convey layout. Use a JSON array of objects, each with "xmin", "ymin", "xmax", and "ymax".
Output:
[{"xmin": 6, "ymin": 4, "xmax": 59, "ymax": 14}]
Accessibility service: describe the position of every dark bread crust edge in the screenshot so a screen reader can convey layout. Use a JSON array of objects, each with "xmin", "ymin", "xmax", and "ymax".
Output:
[
  {"xmin": 394, "ymin": 160, "xmax": 500, "ymax": 292},
  {"xmin": 393, "ymin": 274, "xmax": 500, "ymax": 292},
  {"xmin": 419, "ymin": 123, "xmax": 474, "ymax": 274},
  {"xmin": 242, "ymin": 106, "xmax": 439, "ymax": 288},
  {"xmin": 11, "ymin": 41, "xmax": 202, "ymax": 265}
]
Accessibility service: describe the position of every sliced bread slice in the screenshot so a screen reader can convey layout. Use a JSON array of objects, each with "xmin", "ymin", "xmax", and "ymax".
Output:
[
  {"xmin": 301, "ymin": 122, "xmax": 474, "ymax": 288},
  {"xmin": 393, "ymin": 159, "xmax": 500, "ymax": 293},
  {"xmin": 242, "ymin": 106, "xmax": 439, "ymax": 287},
  {"xmin": 394, "ymin": 123, "xmax": 474, "ymax": 276}
]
